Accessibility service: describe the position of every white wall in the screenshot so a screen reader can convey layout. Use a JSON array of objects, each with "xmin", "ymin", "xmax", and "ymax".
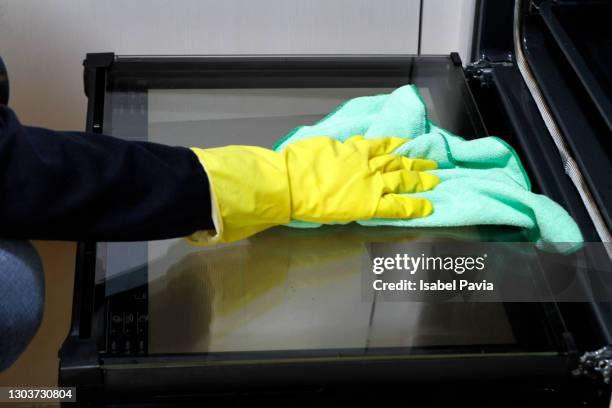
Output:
[
  {"xmin": 0, "ymin": 0, "xmax": 475, "ymax": 130},
  {"xmin": 421, "ymin": 0, "xmax": 476, "ymax": 63}
]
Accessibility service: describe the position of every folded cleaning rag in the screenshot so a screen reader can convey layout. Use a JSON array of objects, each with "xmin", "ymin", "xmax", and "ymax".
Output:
[{"xmin": 273, "ymin": 85, "xmax": 583, "ymax": 249}]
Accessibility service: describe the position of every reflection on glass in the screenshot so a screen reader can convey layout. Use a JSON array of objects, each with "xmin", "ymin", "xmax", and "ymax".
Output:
[
  {"xmin": 146, "ymin": 226, "xmax": 517, "ymax": 354},
  {"xmin": 101, "ymin": 84, "xmax": 526, "ymax": 357},
  {"xmin": 147, "ymin": 88, "xmax": 395, "ymax": 148}
]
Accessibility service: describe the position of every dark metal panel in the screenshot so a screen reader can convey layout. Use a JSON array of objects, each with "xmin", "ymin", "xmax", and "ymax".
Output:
[
  {"xmin": 471, "ymin": 0, "xmax": 516, "ymax": 62},
  {"xmin": 522, "ymin": 14, "xmax": 612, "ymax": 235},
  {"xmin": 101, "ymin": 354, "xmax": 571, "ymax": 399},
  {"xmin": 539, "ymin": 0, "xmax": 612, "ymax": 133}
]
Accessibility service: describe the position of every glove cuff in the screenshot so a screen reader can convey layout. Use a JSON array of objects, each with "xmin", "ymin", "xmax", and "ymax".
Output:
[{"xmin": 187, "ymin": 146, "xmax": 291, "ymax": 244}]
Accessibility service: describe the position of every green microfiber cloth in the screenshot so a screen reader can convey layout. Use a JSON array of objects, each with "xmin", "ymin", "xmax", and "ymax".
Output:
[{"xmin": 273, "ymin": 85, "xmax": 583, "ymax": 249}]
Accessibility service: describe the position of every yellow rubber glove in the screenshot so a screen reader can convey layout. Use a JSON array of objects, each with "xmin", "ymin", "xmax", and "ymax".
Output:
[{"xmin": 188, "ymin": 136, "xmax": 439, "ymax": 244}]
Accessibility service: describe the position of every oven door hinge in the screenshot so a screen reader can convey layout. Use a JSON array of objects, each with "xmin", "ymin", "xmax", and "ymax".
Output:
[
  {"xmin": 465, "ymin": 57, "xmax": 513, "ymax": 87},
  {"xmin": 573, "ymin": 346, "xmax": 612, "ymax": 385}
]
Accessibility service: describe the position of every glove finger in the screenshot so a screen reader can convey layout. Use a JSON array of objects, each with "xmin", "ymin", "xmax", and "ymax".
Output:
[
  {"xmin": 345, "ymin": 136, "xmax": 409, "ymax": 157},
  {"xmin": 369, "ymin": 154, "xmax": 438, "ymax": 172},
  {"xmin": 374, "ymin": 194, "xmax": 434, "ymax": 219},
  {"xmin": 381, "ymin": 170, "xmax": 440, "ymax": 193}
]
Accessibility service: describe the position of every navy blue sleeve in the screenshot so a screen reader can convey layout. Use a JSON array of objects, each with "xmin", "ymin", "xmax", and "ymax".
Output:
[{"xmin": 0, "ymin": 105, "xmax": 214, "ymax": 241}]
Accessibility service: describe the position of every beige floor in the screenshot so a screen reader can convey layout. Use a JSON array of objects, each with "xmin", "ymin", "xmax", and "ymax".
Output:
[{"xmin": 0, "ymin": 241, "xmax": 75, "ymax": 388}]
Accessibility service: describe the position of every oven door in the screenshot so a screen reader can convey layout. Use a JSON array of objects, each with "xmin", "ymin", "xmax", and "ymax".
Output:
[{"xmin": 60, "ymin": 54, "xmax": 582, "ymax": 405}]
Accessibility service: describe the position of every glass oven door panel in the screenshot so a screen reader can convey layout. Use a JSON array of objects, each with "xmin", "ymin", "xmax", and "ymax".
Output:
[{"xmin": 94, "ymin": 56, "xmax": 567, "ymax": 364}]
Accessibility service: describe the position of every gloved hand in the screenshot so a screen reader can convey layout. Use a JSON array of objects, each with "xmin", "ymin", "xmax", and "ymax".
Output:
[{"xmin": 188, "ymin": 136, "xmax": 439, "ymax": 244}]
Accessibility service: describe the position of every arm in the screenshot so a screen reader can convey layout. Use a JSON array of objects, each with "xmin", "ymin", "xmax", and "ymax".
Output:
[{"xmin": 0, "ymin": 105, "xmax": 214, "ymax": 241}]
